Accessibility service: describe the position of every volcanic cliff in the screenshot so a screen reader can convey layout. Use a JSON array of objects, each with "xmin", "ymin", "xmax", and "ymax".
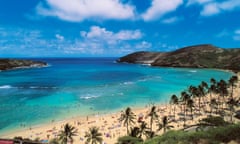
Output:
[{"xmin": 117, "ymin": 44, "xmax": 240, "ymax": 71}]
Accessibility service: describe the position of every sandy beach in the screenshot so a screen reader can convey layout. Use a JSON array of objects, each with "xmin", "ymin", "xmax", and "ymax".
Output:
[
  {"xmin": 1, "ymin": 73, "xmax": 240, "ymax": 144},
  {"xmin": 1, "ymin": 105, "xmax": 203, "ymax": 144}
]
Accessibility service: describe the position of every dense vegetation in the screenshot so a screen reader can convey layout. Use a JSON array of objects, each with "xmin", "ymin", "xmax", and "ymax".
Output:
[{"xmin": 144, "ymin": 123, "xmax": 240, "ymax": 144}]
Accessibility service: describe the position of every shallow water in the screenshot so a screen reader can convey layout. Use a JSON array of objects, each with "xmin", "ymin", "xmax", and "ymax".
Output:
[{"xmin": 0, "ymin": 58, "xmax": 233, "ymax": 133}]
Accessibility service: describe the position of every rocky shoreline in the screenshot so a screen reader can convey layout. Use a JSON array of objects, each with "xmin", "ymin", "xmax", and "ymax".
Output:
[{"xmin": 0, "ymin": 59, "xmax": 47, "ymax": 71}]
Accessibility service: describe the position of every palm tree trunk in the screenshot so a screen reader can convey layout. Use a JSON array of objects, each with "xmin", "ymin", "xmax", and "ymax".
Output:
[
  {"xmin": 198, "ymin": 97, "xmax": 201, "ymax": 115},
  {"xmin": 210, "ymin": 92, "xmax": 212, "ymax": 102},
  {"xmin": 191, "ymin": 108, "xmax": 193, "ymax": 120},
  {"xmin": 183, "ymin": 104, "xmax": 186, "ymax": 128},
  {"xmin": 230, "ymin": 107, "xmax": 234, "ymax": 124},
  {"xmin": 174, "ymin": 105, "xmax": 176, "ymax": 121},
  {"xmin": 215, "ymin": 105, "xmax": 218, "ymax": 114},
  {"xmin": 210, "ymin": 105, "xmax": 212, "ymax": 116},
  {"xmin": 217, "ymin": 95, "xmax": 220, "ymax": 114},
  {"xmin": 221, "ymin": 95, "xmax": 226, "ymax": 112},
  {"xmin": 170, "ymin": 104, "xmax": 172, "ymax": 115},
  {"xmin": 150, "ymin": 118, "xmax": 153, "ymax": 132},
  {"xmin": 127, "ymin": 122, "xmax": 129, "ymax": 135},
  {"xmin": 180, "ymin": 104, "xmax": 183, "ymax": 112}
]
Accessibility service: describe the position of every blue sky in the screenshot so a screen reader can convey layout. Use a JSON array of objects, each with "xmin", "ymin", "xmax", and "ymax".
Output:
[{"xmin": 0, "ymin": 0, "xmax": 240, "ymax": 57}]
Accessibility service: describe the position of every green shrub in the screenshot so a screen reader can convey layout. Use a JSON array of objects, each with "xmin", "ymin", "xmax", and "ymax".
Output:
[
  {"xmin": 143, "ymin": 123, "xmax": 240, "ymax": 144},
  {"xmin": 116, "ymin": 135, "xmax": 143, "ymax": 144}
]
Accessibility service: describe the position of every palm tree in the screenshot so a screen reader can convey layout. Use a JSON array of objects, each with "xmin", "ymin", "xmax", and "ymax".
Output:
[
  {"xmin": 58, "ymin": 123, "xmax": 78, "ymax": 144},
  {"xmin": 189, "ymin": 86, "xmax": 201, "ymax": 115},
  {"xmin": 201, "ymin": 81, "xmax": 209, "ymax": 104},
  {"xmin": 217, "ymin": 80, "xmax": 228, "ymax": 112},
  {"xmin": 209, "ymin": 84, "xmax": 217, "ymax": 101},
  {"xmin": 210, "ymin": 98, "xmax": 218, "ymax": 115},
  {"xmin": 209, "ymin": 78, "xmax": 217, "ymax": 102},
  {"xmin": 210, "ymin": 78, "xmax": 216, "ymax": 85},
  {"xmin": 180, "ymin": 91, "xmax": 190, "ymax": 127},
  {"xmin": 170, "ymin": 94, "xmax": 179, "ymax": 121},
  {"xmin": 201, "ymin": 81, "xmax": 209, "ymax": 97},
  {"xmin": 198, "ymin": 85, "xmax": 205, "ymax": 109},
  {"xmin": 188, "ymin": 85, "xmax": 195, "ymax": 97},
  {"xmin": 226, "ymin": 98, "xmax": 239, "ymax": 123},
  {"xmin": 147, "ymin": 106, "xmax": 159, "ymax": 132},
  {"xmin": 228, "ymin": 75, "xmax": 238, "ymax": 99},
  {"xmin": 187, "ymin": 98, "xmax": 194, "ymax": 120},
  {"xmin": 129, "ymin": 127, "xmax": 140, "ymax": 138},
  {"xmin": 138, "ymin": 121, "xmax": 150, "ymax": 139},
  {"xmin": 119, "ymin": 107, "xmax": 136, "ymax": 135},
  {"xmin": 125, "ymin": 122, "xmax": 152, "ymax": 140},
  {"xmin": 157, "ymin": 116, "xmax": 174, "ymax": 133},
  {"xmin": 201, "ymin": 81, "xmax": 209, "ymax": 89},
  {"xmin": 85, "ymin": 126, "xmax": 103, "ymax": 144}
]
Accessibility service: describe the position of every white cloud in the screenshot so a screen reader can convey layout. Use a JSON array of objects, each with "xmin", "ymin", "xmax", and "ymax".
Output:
[
  {"xmin": 0, "ymin": 27, "xmax": 56, "ymax": 57},
  {"xmin": 199, "ymin": 0, "xmax": 240, "ymax": 16},
  {"xmin": 233, "ymin": 29, "xmax": 240, "ymax": 41},
  {"xmin": 216, "ymin": 29, "xmax": 229, "ymax": 38},
  {"xmin": 75, "ymin": 26, "xmax": 145, "ymax": 55},
  {"xmin": 186, "ymin": 0, "xmax": 213, "ymax": 6},
  {"xmin": 115, "ymin": 30, "xmax": 142, "ymax": 40},
  {"xmin": 201, "ymin": 2, "xmax": 220, "ymax": 16},
  {"xmin": 157, "ymin": 42, "xmax": 179, "ymax": 51},
  {"xmin": 85, "ymin": 26, "xmax": 112, "ymax": 38},
  {"xmin": 80, "ymin": 31, "xmax": 87, "ymax": 37},
  {"xmin": 235, "ymin": 29, "xmax": 240, "ymax": 35},
  {"xmin": 55, "ymin": 34, "xmax": 64, "ymax": 40},
  {"xmin": 36, "ymin": 0, "xmax": 135, "ymax": 22},
  {"xmin": 81, "ymin": 26, "xmax": 143, "ymax": 41},
  {"xmin": 135, "ymin": 41, "xmax": 152, "ymax": 49},
  {"xmin": 0, "ymin": 25, "xmax": 149, "ymax": 57},
  {"xmin": 142, "ymin": 0, "xmax": 183, "ymax": 21},
  {"xmin": 220, "ymin": 0, "xmax": 240, "ymax": 11},
  {"xmin": 161, "ymin": 16, "xmax": 182, "ymax": 24}
]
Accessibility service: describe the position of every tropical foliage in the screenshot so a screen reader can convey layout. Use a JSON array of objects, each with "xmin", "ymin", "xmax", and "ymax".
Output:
[
  {"xmin": 84, "ymin": 126, "xmax": 103, "ymax": 144},
  {"xmin": 144, "ymin": 123, "xmax": 240, "ymax": 144},
  {"xmin": 119, "ymin": 107, "xmax": 136, "ymax": 135},
  {"xmin": 117, "ymin": 74, "xmax": 240, "ymax": 143},
  {"xmin": 157, "ymin": 116, "xmax": 174, "ymax": 133},
  {"xmin": 147, "ymin": 106, "xmax": 158, "ymax": 132},
  {"xmin": 58, "ymin": 123, "xmax": 78, "ymax": 144}
]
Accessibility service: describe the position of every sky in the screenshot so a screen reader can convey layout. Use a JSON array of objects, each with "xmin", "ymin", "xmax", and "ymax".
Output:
[{"xmin": 0, "ymin": 0, "xmax": 240, "ymax": 57}]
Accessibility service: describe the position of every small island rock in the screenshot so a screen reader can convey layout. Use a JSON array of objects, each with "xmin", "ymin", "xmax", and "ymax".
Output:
[{"xmin": 0, "ymin": 59, "xmax": 47, "ymax": 71}]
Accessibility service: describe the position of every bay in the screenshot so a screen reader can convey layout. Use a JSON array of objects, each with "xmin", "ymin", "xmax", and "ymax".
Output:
[{"xmin": 0, "ymin": 58, "xmax": 232, "ymax": 133}]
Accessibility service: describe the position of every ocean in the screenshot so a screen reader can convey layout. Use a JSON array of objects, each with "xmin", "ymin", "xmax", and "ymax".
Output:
[{"xmin": 0, "ymin": 58, "xmax": 233, "ymax": 134}]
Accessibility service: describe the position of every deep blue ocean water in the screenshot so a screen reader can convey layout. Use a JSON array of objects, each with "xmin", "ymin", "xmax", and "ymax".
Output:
[{"xmin": 0, "ymin": 58, "xmax": 233, "ymax": 134}]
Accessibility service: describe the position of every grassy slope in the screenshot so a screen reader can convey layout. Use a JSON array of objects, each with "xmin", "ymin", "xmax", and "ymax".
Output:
[{"xmin": 143, "ymin": 123, "xmax": 240, "ymax": 144}]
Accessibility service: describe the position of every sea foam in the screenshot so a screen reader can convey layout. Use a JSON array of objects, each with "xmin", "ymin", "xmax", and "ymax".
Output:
[
  {"xmin": 0, "ymin": 85, "xmax": 12, "ymax": 89},
  {"xmin": 80, "ymin": 95, "xmax": 100, "ymax": 100},
  {"xmin": 189, "ymin": 70, "xmax": 197, "ymax": 73}
]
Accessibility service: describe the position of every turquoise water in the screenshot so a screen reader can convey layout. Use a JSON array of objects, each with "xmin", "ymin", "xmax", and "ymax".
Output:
[{"xmin": 0, "ymin": 58, "xmax": 233, "ymax": 134}]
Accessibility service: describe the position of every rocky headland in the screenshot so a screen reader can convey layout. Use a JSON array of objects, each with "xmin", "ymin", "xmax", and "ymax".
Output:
[
  {"xmin": 117, "ymin": 44, "xmax": 240, "ymax": 72},
  {"xmin": 0, "ymin": 59, "xmax": 47, "ymax": 71}
]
